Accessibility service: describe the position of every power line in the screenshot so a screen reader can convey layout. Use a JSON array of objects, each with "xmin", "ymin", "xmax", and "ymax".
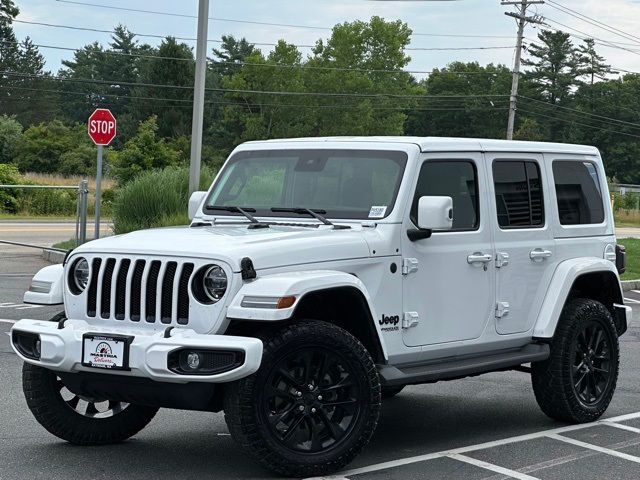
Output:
[
  {"xmin": 2, "ymin": 38, "xmax": 512, "ymax": 77},
  {"xmin": 10, "ymin": 19, "xmax": 514, "ymax": 52},
  {"xmin": 1, "ymin": 86, "xmax": 511, "ymax": 112},
  {"xmin": 52, "ymin": 0, "xmax": 513, "ymax": 39},
  {"xmin": 518, "ymin": 96, "xmax": 640, "ymax": 129},
  {"xmin": 545, "ymin": 0, "xmax": 640, "ymax": 45},
  {"xmin": 517, "ymin": 105, "xmax": 640, "ymax": 139},
  {"xmin": 1, "ymin": 70, "xmax": 512, "ymax": 100},
  {"xmin": 542, "ymin": 17, "xmax": 640, "ymax": 57}
]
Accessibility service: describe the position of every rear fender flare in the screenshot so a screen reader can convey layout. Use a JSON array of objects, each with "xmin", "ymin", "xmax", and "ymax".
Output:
[{"xmin": 533, "ymin": 257, "xmax": 622, "ymax": 338}]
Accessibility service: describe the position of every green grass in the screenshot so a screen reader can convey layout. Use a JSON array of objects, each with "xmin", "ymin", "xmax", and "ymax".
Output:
[
  {"xmin": 618, "ymin": 238, "xmax": 640, "ymax": 281},
  {"xmin": 52, "ymin": 239, "xmax": 80, "ymax": 251}
]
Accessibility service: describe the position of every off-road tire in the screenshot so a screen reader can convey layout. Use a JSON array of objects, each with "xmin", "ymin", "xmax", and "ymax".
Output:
[
  {"xmin": 23, "ymin": 363, "xmax": 158, "ymax": 445},
  {"xmin": 223, "ymin": 320, "xmax": 381, "ymax": 478},
  {"xmin": 531, "ymin": 298, "xmax": 619, "ymax": 423},
  {"xmin": 381, "ymin": 385, "xmax": 405, "ymax": 399}
]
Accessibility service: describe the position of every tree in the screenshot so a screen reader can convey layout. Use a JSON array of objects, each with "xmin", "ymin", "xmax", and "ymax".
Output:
[
  {"xmin": 129, "ymin": 37, "xmax": 194, "ymax": 138},
  {"xmin": 109, "ymin": 116, "xmax": 182, "ymax": 183},
  {"xmin": 577, "ymin": 38, "xmax": 613, "ymax": 87},
  {"xmin": 405, "ymin": 62, "xmax": 513, "ymax": 139},
  {"xmin": 212, "ymin": 35, "xmax": 257, "ymax": 76},
  {"xmin": 523, "ymin": 30, "xmax": 581, "ymax": 106},
  {"xmin": 522, "ymin": 30, "xmax": 582, "ymax": 141},
  {"xmin": 13, "ymin": 121, "xmax": 90, "ymax": 173},
  {"xmin": 0, "ymin": 114, "xmax": 22, "ymax": 164}
]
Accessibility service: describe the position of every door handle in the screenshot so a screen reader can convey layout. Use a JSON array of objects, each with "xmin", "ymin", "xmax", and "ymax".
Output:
[
  {"xmin": 467, "ymin": 253, "xmax": 492, "ymax": 265},
  {"xmin": 530, "ymin": 248, "xmax": 552, "ymax": 261}
]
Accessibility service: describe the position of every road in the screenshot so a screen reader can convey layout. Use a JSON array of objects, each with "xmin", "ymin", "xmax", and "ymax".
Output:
[
  {"xmin": 1, "ymin": 250, "xmax": 640, "ymax": 480},
  {"xmin": 0, "ymin": 221, "xmax": 113, "ymax": 251}
]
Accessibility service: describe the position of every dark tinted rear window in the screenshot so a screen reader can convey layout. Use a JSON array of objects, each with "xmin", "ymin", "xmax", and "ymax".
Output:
[
  {"xmin": 493, "ymin": 161, "xmax": 544, "ymax": 228},
  {"xmin": 553, "ymin": 161, "xmax": 604, "ymax": 225}
]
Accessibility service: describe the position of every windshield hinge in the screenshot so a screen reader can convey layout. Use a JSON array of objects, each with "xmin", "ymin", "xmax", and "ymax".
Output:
[{"xmin": 402, "ymin": 258, "xmax": 419, "ymax": 275}]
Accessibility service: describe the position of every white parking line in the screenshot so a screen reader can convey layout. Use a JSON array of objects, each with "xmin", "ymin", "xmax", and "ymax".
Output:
[
  {"xmin": 623, "ymin": 297, "xmax": 640, "ymax": 304},
  {"xmin": 337, "ymin": 411, "xmax": 640, "ymax": 478},
  {"xmin": 0, "ymin": 318, "xmax": 16, "ymax": 324},
  {"xmin": 448, "ymin": 453, "xmax": 540, "ymax": 480},
  {"xmin": 601, "ymin": 421, "xmax": 640, "ymax": 435},
  {"xmin": 547, "ymin": 433, "xmax": 640, "ymax": 464}
]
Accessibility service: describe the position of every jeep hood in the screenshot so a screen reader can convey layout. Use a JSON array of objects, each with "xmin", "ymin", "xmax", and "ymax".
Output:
[{"xmin": 73, "ymin": 224, "xmax": 371, "ymax": 272}]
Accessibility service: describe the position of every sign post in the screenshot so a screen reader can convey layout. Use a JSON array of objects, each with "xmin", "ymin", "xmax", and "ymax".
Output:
[{"xmin": 87, "ymin": 108, "xmax": 117, "ymax": 239}]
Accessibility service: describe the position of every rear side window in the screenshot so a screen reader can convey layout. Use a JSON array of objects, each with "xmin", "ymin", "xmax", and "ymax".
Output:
[
  {"xmin": 493, "ymin": 161, "xmax": 544, "ymax": 228},
  {"xmin": 411, "ymin": 160, "xmax": 479, "ymax": 230},
  {"xmin": 553, "ymin": 161, "xmax": 604, "ymax": 225}
]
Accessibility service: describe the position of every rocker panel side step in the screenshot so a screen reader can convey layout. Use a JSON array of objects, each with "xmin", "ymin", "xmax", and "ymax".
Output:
[{"xmin": 378, "ymin": 343, "xmax": 550, "ymax": 387}]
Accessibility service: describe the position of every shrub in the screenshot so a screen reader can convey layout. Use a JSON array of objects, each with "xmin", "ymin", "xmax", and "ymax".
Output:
[
  {"xmin": 112, "ymin": 166, "xmax": 216, "ymax": 234},
  {"xmin": 0, "ymin": 163, "xmax": 21, "ymax": 213},
  {"xmin": 16, "ymin": 188, "xmax": 77, "ymax": 216}
]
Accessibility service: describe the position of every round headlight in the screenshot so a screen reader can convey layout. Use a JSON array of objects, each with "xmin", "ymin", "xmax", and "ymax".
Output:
[
  {"xmin": 202, "ymin": 265, "xmax": 227, "ymax": 303},
  {"xmin": 72, "ymin": 258, "xmax": 90, "ymax": 293}
]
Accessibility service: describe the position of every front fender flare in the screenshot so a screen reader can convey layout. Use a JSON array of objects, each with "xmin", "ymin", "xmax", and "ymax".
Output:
[
  {"xmin": 533, "ymin": 257, "xmax": 622, "ymax": 339},
  {"xmin": 23, "ymin": 264, "xmax": 64, "ymax": 305},
  {"xmin": 227, "ymin": 270, "xmax": 387, "ymax": 359}
]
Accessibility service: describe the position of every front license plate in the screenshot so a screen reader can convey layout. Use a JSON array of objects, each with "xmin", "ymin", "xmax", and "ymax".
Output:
[{"xmin": 82, "ymin": 334, "xmax": 132, "ymax": 370}]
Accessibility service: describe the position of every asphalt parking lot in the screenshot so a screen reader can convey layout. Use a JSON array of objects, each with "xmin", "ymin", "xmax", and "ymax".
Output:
[{"xmin": 1, "ymin": 247, "xmax": 640, "ymax": 480}]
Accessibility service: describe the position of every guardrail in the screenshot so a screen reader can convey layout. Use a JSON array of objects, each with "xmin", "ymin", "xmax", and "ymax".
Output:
[{"xmin": 0, "ymin": 180, "xmax": 89, "ymax": 245}]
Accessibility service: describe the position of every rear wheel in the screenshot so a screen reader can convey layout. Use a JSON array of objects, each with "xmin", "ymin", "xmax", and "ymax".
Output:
[
  {"xmin": 531, "ymin": 298, "xmax": 619, "ymax": 423},
  {"xmin": 23, "ymin": 363, "xmax": 158, "ymax": 445},
  {"xmin": 224, "ymin": 320, "xmax": 381, "ymax": 478}
]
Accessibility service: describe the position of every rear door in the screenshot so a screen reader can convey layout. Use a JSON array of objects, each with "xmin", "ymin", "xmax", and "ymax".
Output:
[{"xmin": 488, "ymin": 153, "xmax": 556, "ymax": 335}]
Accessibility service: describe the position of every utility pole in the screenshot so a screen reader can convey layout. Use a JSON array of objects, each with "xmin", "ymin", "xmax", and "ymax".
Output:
[
  {"xmin": 502, "ymin": 0, "xmax": 544, "ymax": 140},
  {"xmin": 189, "ymin": 0, "xmax": 210, "ymax": 194}
]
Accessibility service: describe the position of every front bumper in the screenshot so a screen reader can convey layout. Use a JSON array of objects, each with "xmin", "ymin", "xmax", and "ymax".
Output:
[{"xmin": 10, "ymin": 319, "xmax": 263, "ymax": 383}]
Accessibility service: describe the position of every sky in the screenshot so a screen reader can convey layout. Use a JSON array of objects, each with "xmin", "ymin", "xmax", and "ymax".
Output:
[{"xmin": 10, "ymin": 0, "xmax": 640, "ymax": 78}]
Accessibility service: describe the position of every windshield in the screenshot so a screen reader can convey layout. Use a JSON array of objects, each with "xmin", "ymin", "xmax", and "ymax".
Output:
[{"xmin": 205, "ymin": 149, "xmax": 407, "ymax": 220}]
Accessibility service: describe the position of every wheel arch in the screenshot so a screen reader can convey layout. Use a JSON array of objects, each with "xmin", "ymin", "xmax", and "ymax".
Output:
[
  {"xmin": 225, "ymin": 270, "xmax": 388, "ymax": 363},
  {"xmin": 533, "ymin": 258, "xmax": 624, "ymax": 339}
]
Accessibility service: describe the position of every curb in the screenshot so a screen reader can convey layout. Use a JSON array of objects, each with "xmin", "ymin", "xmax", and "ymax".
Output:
[
  {"xmin": 621, "ymin": 280, "xmax": 640, "ymax": 292},
  {"xmin": 42, "ymin": 249, "xmax": 66, "ymax": 264}
]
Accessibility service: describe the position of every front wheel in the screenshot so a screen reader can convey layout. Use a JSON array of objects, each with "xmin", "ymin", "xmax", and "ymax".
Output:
[
  {"xmin": 224, "ymin": 320, "xmax": 381, "ymax": 478},
  {"xmin": 23, "ymin": 363, "xmax": 158, "ymax": 445},
  {"xmin": 531, "ymin": 298, "xmax": 620, "ymax": 423}
]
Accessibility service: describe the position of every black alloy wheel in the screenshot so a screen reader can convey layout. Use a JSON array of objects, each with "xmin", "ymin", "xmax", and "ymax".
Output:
[
  {"xmin": 223, "ymin": 320, "xmax": 381, "ymax": 477},
  {"xmin": 531, "ymin": 298, "xmax": 620, "ymax": 423},
  {"xmin": 571, "ymin": 320, "xmax": 614, "ymax": 406},
  {"xmin": 261, "ymin": 346, "xmax": 361, "ymax": 453}
]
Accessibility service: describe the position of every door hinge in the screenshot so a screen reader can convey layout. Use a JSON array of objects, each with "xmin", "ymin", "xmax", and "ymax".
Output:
[
  {"xmin": 402, "ymin": 311, "xmax": 419, "ymax": 329},
  {"xmin": 495, "ymin": 301, "xmax": 510, "ymax": 318},
  {"xmin": 402, "ymin": 258, "xmax": 419, "ymax": 275},
  {"xmin": 495, "ymin": 252, "xmax": 510, "ymax": 268}
]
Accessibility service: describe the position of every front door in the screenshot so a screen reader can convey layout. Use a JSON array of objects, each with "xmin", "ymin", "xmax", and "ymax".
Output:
[
  {"xmin": 487, "ymin": 153, "xmax": 556, "ymax": 335},
  {"xmin": 401, "ymin": 153, "xmax": 495, "ymax": 347}
]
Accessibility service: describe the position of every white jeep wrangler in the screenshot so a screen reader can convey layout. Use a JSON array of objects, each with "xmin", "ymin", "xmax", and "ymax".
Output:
[{"xmin": 12, "ymin": 137, "xmax": 630, "ymax": 477}]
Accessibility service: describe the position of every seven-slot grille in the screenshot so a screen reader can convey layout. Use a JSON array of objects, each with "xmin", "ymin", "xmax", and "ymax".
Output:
[{"xmin": 86, "ymin": 257, "xmax": 194, "ymax": 325}]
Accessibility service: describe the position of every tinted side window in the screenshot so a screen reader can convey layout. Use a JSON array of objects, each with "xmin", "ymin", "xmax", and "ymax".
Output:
[
  {"xmin": 411, "ymin": 161, "xmax": 479, "ymax": 230},
  {"xmin": 553, "ymin": 161, "xmax": 604, "ymax": 225},
  {"xmin": 493, "ymin": 161, "xmax": 544, "ymax": 228}
]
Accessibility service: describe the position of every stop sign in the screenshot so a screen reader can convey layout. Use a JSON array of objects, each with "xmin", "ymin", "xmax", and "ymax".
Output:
[{"xmin": 87, "ymin": 108, "xmax": 117, "ymax": 145}]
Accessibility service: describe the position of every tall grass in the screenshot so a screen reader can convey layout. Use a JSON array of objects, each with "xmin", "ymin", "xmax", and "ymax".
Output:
[
  {"xmin": 22, "ymin": 172, "xmax": 115, "ymax": 190},
  {"xmin": 112, "ymin": 166, "xmax": 216, "ymax": 234}
]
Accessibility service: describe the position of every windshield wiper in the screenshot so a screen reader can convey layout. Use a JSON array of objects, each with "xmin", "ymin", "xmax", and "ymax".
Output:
[
  {"xmin": 205, "ymin": 206, "xmax": 269, "ymax": 229},
  {"xmin": 271, "ymin": 208, "xmax": 350, "ymax": 230}
]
